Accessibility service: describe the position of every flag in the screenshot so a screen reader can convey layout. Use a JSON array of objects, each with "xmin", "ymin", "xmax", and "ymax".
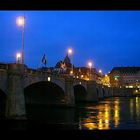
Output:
[
  {"xmin": 42, "ymin": 54, "xmax": 46, "ymax": 65},
  {"xmin": 63, "ymin": 62, "xmax": 67, "ymax": 70},
  {"xmin": 61, "ymin": 62, "xmax": 66, "ymax": 70}
]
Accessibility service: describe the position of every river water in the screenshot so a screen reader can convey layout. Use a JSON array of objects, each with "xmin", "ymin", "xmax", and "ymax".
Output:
[
  {"xmin": 21, "ymin": 96, "xmax": 140, "ymax": 130},
  {"xmin": 1, "ymin": 97, "xmax": 140, "ymax": 130}
]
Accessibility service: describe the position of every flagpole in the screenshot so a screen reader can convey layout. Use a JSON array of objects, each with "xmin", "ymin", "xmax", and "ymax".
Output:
[
  {"xmin": 22, "ymin": 12, "xmax": 25, "ymax": 64},
  {"xmin": 72, "ymin": 54, "xmax": 74, "ymax": 75}
]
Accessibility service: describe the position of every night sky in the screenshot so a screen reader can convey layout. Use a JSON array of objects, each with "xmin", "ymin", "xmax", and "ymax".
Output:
[{"xmin": 0, "ymin": 11, "xmax": 140, "ymax": 74}]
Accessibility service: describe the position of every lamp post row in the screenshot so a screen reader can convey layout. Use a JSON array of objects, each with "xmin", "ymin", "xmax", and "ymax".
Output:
[
  {"xmin": 16, "ymin": 14, "xmax": 25, "ymax": 64},
  {"xmin": 16, "ymin": 15, "xmax": 103, "ymax": 78}
]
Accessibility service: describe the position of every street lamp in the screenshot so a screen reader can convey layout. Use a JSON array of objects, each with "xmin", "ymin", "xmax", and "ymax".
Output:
[
  {"xmin": 88, "ymin": 61, "xmax": 93, "ymax": 80},
  {"xmin": 68, "ymin": 48, "xmax": 74, "ymax": 75},
  {"xmin": 99, "ymin": 69, "xmax": 102, "ymax": 74},
  {"xmin": 68, "ymin": 48, "xmax": 72, "ymax": 55},
  {"xmin": 16, "ymin": 15, "xmax": 25, "ymax": 64},
  {"xmin": 16, "ymin": 52, "xmax": 21, "ymax": 63}
]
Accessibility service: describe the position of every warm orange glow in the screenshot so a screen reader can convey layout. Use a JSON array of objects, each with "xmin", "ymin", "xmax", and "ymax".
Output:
[
  {"xmin": 136, "ymin": 97, "xmax": 139, "ymax": 116},
  {"xmin": 68, "ymin": 48, "xmax": 73, "ymax": 55},
  {"xmin": 88, "ymin": 61, "xmax": 92, "ymax": 68},
  {"xmin": 83, "ymin": 118, "xmax": 97, "ymax": 130},
  {"xmin": 84, "ymin": 123, "xmax": 96, "ymax": 130},
  {"xmin": 70, "ymin": 70, "xmax": 73, "ymax": 75},
  {"xmin": 99, "ymin": 69, "xmax": 102, "ymax": 73},
  {"xmin": 130, "ymin": 98, "xmax": 133, "ymax": 118},
  {"xmin": 98, "ymin": 118, "xmax": 103, "ymax": 130},
  {"xmin": 16, "ymin": 16, "xmax": 25, "ymax": 26},
  {"xmin": 114, "ymin": 100, "xmax": 120, "ymax": 128},
  {"xmin": 104, "ymin": 104, "xmax": 110, "ymax": 129},
  {"xmin": 70, "ymin": 70, "xmax": 73, "ymax": 74},
  {"xmin": 84, "ymin": 77, "xmax": 89, "ymax": 81},
  {"xmin": 16, "ymin": 52, "xmax": 21, "ymax": 59}
]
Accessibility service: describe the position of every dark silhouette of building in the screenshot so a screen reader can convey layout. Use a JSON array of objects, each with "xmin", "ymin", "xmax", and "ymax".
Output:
[{"xmin": 54, "ymin": 54, "xmax": 74, "ymax": 74}]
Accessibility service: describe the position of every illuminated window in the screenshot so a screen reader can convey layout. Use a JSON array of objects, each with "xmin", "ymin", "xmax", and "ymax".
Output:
[{"xmin": 48, "ymin": 77, "xmax": 51, "ymax": 81}]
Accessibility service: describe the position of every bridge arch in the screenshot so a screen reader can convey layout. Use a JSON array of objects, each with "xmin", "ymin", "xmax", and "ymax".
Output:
[
  {"xmin": 24, "ymin": 81, "xmax": 68, "ymax": 121},
  {"xmin": 24, "ymin": 81, "xmax": 66, "ymax": 107},
  {"xmin": 0, "ymin": 89, "xmax": 7, "ymax": 118},
  {"xmin": 23, "ymin": 76, "xmax": 65, "ymax": 92},
  {"xmin": 73, "ymin": 84, "xmax": 87, "ymax": 102}
]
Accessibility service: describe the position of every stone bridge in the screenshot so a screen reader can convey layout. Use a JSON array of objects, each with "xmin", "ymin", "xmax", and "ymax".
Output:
[{"xmin": 0, "ymin": 63, "xmax": 124, "ymax": 119}]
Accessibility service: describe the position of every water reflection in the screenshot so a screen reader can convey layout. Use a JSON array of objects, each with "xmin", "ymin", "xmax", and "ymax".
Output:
[
  {"xmin": 136, "ymin": 97, "xmax": 139, "ymax": 117},
  {"xmin": 114, "ymin": 99, "xmax": 120, "ymax": 128},
  {"xmin": 82, "ymin": 102, "xmax": 111, "ymax": 130},
  {"xmin": 24, "ymin": 97, "xmax": 140, "ymax": 130},
  {"xmin": 104, "ymin": 104, "xmax": 110, "ymax": 129},
  {"xmin": 130, "ymin": 98, "xmax": 134, "ymax": 119},
  {"xmin": 80, "ymin": 98, "xmax": 121, "ymax": 130},
  {"xmin": 81, "ymin": 97, "xmax": 140, "ymax": 130},
  {"xmin": 130, "ymin": 97, "xmax": 140, "ymax": 120}
]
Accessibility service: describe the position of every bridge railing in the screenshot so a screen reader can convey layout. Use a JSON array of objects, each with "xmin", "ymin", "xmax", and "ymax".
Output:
[
  {"xmin": 24, "ymin": 67, "xmax": 92, "ymax": 82},
  {"xmin": 24, "ymin": 68, "xmax": 78, "ymax": 79}
]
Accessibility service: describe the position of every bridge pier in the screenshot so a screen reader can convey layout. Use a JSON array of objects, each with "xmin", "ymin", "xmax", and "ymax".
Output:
[
  {"xmin": 6, "ymin": 64, "xmax": 26, "ymax": 119},
  {"xmin": 104, "ymin": 87, "xmax": 109, "ymax": 98},
  {"xmin": 108, "ymin": 87, "xmax": 112, "ymax": 97},
  {"xmin": 97, "ymin": 85, "xmax": 104, "ymax": 99},
  {"xmin": 65, "ymin": 78, "xmax": 75, "ymax": 107},
  {"xmin": 86, "ymin": 81, "xmax": 98, "ymax": 102}
]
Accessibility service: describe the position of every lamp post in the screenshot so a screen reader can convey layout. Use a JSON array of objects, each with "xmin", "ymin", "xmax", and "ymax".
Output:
[
  {"xmin": 16, "ymin": 15, "xmax": 25, "ymax": 64},
  {"xmin": 68, "ymin": 48, "xmax": 73, "ymax": 75},
  {"xmin": 88, "ymin": 61, "xmax": 92, "ymax": 80}
]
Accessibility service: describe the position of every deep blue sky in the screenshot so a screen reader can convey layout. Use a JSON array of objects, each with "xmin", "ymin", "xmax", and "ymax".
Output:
[{"xmin": 0, "ymin": 11, "xmax": 140, "ymax": 74}]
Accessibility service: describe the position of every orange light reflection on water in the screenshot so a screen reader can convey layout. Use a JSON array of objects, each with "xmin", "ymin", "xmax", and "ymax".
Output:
[
  {"xmin": 83, "ymin": 103, "xmax": 111, "ymax": 130},
  {"xmin": 114, "ymin": 99, "xmax": 120, "ymax": 128}
]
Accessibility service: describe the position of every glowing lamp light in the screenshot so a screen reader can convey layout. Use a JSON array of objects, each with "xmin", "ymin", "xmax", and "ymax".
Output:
[
  {"xmin": 70, "ymin": 70, "xmax": 73, "ymax": 74},
  {"xmin": 68, "ymin": 48, "xmax": 73, "ymax": 55},
  {"xmin": 88, "ymin": 62, "xmax": 92, "ymax": 68},
  {"xmin": 16, "ymin": 16, "xmax": 25, "ymax": 26},
  {"xmin": 99, "ymin": 69, "xmax": 102, "ymax": 73},
  {"xmin": 86, "ymin": 78, "xmax": 89, "ymax": 81},
  {"xmin": 48, "ymin": 77, "xmax": 51, "ymax": 81},
  {"xmin": 16, "ymin": 52, "xmax": 21, "ymax": 63},
  {"xmin": 115, "ymin": 77, "xmax": 117, "ymax": 80},
  {"xmin": 135, "ymin": 90, "xmax": 138, "ymax": 93},
  {"xmin": 16, "ymin": 53, "xmax": 21, "ymax": 59}
]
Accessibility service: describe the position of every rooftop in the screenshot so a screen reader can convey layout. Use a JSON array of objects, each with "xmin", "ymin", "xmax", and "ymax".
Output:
[{"xmin": 110, "ymin": 67, "xmax": 140, "ymax": 74}]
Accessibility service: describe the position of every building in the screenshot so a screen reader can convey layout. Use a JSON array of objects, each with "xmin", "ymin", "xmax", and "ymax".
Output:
[
  {"xmin": 74, "ymin": 67, "xmax": 102, "ymax": 83},
  {"xmin": 53, "ymin": 54, "xmax": 102, "ymax": 82},
  {"xmin": 54, "ymin": 54, "xmax": 74, "ymax": 74},
  {"xmin": 109, "ymin": 67, "xmax": 140, "ymax": 88},
  {"xmin": 101, "ymin": 74, "xmax": 110, "ymax": 87}
]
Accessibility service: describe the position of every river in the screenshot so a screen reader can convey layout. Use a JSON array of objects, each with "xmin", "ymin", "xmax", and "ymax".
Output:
[{"xmin": 1, "ymin": 96, "xmax": 140, "ymax": 130}]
